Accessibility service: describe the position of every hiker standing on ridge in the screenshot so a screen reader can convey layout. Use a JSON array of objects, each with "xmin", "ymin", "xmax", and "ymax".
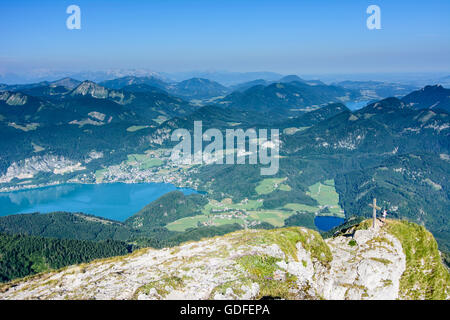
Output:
[{"xmin": 382, "ymin": 209, "xmax": 387, "ymax": 223}]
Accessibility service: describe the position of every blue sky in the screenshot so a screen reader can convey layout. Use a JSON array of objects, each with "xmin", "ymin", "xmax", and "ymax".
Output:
[{"xmin": 0, "ymin": 0, "xmax": 449, "ymax": 74}]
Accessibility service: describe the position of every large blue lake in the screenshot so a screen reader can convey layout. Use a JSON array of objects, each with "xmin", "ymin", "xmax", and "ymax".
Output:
[{"xmin": 0, "ymin": 183, "xmax": 197, "ymax": 221}]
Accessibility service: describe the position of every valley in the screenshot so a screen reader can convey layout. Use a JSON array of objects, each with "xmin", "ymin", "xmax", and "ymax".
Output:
[{"xmin": 0, "ymin": 74, "xmax": 449, "ymax": 289}]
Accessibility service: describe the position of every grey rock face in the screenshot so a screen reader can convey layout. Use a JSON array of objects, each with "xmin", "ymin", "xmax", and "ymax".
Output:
[{"xmin": 0, "ymin": 225, "xmax": 414, "ymax": 300}]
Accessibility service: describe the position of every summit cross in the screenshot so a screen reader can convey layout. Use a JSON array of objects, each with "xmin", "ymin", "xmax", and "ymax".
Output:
[{"xmin": 368, "ymin": 198, "xmax": 381, "ymax": 228}]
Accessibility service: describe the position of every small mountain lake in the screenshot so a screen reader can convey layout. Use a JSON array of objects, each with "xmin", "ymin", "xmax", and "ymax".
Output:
[
  {"xmin": 0, "ymin": 183, "xmax": 197, "ymax": 221},
  {"xmin": 314, "ymin": 216, "xmax": 345, "ymax": 231}
]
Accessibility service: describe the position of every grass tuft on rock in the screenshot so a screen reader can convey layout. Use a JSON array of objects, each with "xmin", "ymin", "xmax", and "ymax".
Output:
[
  {"xmin": 241, "ymin": 227, "xmax": 332, "ymax": 266},
  {"xmin": 134, "ymin": 276, "xmax": 184, "ymax": 298},
  {"xmin": 385, "ymin": 220, "xmax": 450, "ymax": 300},
  {"xmin": 209, "ymin": 278, "xmax": 253, "ymax": 298},
  {"xmin": 237, "ymin": 255, "xmax": 298, "ymax": 299}
]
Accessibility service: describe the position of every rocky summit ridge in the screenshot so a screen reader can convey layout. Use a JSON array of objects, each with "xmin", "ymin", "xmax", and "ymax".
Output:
[{"xmin": 0, "ymin": 219, "xmax": 448, "ymax": 300}]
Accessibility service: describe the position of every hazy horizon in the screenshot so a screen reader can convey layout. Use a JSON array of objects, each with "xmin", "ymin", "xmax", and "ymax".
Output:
[{"xmin": 1, "ymin": 69, "xmax": 449, "ymax": 87}]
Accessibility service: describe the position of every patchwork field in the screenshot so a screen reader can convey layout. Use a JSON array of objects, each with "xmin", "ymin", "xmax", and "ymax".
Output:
[
  {"xmin": 306, "ymin": 179, "xmax": 345, "ymax": 217},
  {"xmin": 166, "ymin": 215, "xmax": 208, "ymax": 231},
  {"xmin": 201, "ymin": 199, "xmax": 263, "ymax": 214},
  {"xmin": 283, "ymin": 203, "xmax": 318, "ymax": 213},
  {"xmin": 126, "ymin": 154, "xmax": 164, "ymax": 169},
  {"xmin": 255, "ymin": 177, "xmax": 290, "ymax": 195},
  {"xmin": 248, "ymin": 210, "xmax": 295, "ymax": 227},
  {"xmin": 165, "ymin": 179, "xmax": 345, "ymax": 231}
]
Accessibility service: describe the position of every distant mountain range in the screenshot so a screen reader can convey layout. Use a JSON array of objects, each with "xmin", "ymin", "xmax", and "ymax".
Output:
[
  {"xmin": 230, "ymin": 75, "xmax": 326, "ymax": 92},
  {"xmin": 0, "ymin": 70, "xmax": 283, "ymax": 86},
  {"xmin": 161, "ymin": 71, "xmax": 283, "ymax": 86},
  {"xmin": 0, "ymin": 77, "xmax": 81, "ymax": 93},
  {"xmin": 171, "ymin": 78, "xmax": 230, "ymax": 100},
  {"xmin": 2, "ymin": 70, "xmax": 448, "ymax": 88},
  {"xmin": 97, "ymin": 76, "xmax": 230, "ymax": 102},
  {"xmin": 0, "ymin": 70, "xmax": 166, "ymax": 85},
  {"xmin": 4, "ymin": 74, "xmax": 446, "ymax": 109},
  {"xmin": 219, "ymin": 80, "xmax": 359, "ymax": 119},
  {"xmin": 230, "ymin": 79, "xmax": 271, "ymax": 92},
  {"xmin": 100, "ymin": 76, "xmax": 171, "ymax": 91},
  {"xmin": 0, "ymin": 80, "xmax": 193, "ymax": 127}
]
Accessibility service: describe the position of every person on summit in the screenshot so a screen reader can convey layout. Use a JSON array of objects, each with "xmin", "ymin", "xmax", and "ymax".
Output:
[{"xmin": 382, "ymin": 209, "xmax": 388, "ymax": 223}]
